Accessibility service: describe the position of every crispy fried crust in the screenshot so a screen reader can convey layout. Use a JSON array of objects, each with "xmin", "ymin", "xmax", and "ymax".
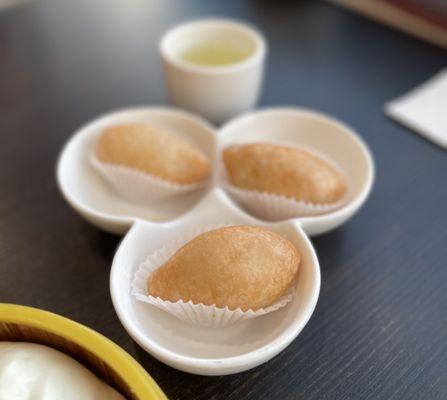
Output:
[
  {"xmin": 148, "ymin": 225, "xmax": 300, "ymax": 311},
  {"xmin": 96, "ymin": 123, "xmax": 211, "ymax": 184},
  {"xmin": 223, "ymin": 143, "xmax": 347, "ymax": 204}
]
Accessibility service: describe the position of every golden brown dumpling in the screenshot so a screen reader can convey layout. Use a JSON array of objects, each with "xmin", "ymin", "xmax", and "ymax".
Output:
[
  {"xmin": 223, "ymin": 143, "xmax": 347, "ymax": 204},
  {"xmin": 148, "ymin": 225, "xmax": 300, "ymax": 311},
  {"xmin": 96, "ymin": 123, "xmax": 210, "ymax": 184}
]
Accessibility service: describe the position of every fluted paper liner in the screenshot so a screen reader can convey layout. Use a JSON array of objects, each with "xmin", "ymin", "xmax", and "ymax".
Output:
[
  {"xmin": 220, "ymin": 143, "xmax": 349, "ymax": 220},
  {"xmin": 131, "ymin": 225, "xmax": 294, "ymax": 328},
  {"xmin": 90, "ymin": 153, "xmax": 207, "ymax": 203}
]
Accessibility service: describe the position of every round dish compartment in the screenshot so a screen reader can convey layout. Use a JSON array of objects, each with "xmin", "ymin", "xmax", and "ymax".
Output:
[
  {"xmin": 0, "ymin": 303, "xmax": 166, "ymax": 400},
  {"xmin": 57, "ymin": 107, "xmax": 216, "ymax": 234},
  {"xmin": 218, "ymin": 108, "xmax": 375, "ymax": 235},
  {"xmin": 110, "ymin": 188, "xmax": 321, "ymax": 375}
]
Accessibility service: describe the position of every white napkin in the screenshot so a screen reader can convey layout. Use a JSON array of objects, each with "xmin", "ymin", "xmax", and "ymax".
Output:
[{"xmin": 385, "ymin": 69, "xmax": 447, "ymax": 149}]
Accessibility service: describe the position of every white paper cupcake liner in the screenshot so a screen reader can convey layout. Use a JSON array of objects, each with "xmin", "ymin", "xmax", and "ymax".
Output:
[
  {"xmin": 90, "ymin": 153, "xmax": 207, "ymax": 203},
  {"xmin": 224, "ymin": 185, "xmax": 347, "ymax": 220},
  {"xmin": 220, "ymin": 143, "xmax": 349, "ymax": 220},
  {"xmin": 131, "ymin": 225, "xmax": 294, "ymax": 328}
]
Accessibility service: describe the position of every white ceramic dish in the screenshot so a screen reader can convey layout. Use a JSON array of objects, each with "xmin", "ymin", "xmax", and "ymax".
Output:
[
  {"xmin": 57, "ymin": 107, "xmax": 216, "ymax": 234},
  {"xmin": 110, "ymin": 188, "xmax": 320, "ymax": 375},
  {"xmin": 218, "ymin": 108, "xmax": 375, "ymax": 235},
  {"xmin": 56, "ymin": 106, "xmax": 374, "ymax": 375}
]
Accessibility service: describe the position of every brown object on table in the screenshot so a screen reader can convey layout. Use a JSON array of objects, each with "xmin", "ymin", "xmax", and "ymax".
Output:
[
  {"xmin": 328, "ymin": 0, "xmax": 447, "ymax": 49},
  {"xmin": 96, "ymin": 123, "xmax": 211, "ymax": 184},
  {"xmin": 223, "ymin": 143, "xmax": 347, "ymax": 204},
  {"xmin": 148, "ymin": 226, "xmax": 300, "ymax": 311}
]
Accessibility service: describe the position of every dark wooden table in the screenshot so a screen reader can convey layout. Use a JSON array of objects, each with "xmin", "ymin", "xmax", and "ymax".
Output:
[{"xmin": 1, "ymin": 0, "xmax": 447, "ymax": 399}]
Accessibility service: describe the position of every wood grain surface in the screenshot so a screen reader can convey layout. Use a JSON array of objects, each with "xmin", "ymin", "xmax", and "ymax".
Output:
[{"xmin": 1, "ymin": 0, "xmax": 446, "ymax": 399}]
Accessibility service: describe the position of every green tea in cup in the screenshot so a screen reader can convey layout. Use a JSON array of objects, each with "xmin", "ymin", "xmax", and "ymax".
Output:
[{"xmin": 180, "ymin": 42, "xmax": 251, "ymax": 67}]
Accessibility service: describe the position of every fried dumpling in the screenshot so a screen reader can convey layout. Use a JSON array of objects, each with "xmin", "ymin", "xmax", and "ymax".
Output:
[
  {"xmin": 223, "ymin": 143, "xmax": 347, "ymax": 204},
  {"xmin": 96, "ymin": 123, "xmax": 211, "ymax": 184},
  {"xmin": 148, "ymin": 225, "xmax": 300, "ymax": 311}
]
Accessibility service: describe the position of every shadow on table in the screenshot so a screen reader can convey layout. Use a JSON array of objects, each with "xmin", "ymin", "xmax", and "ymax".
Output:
[{"xmin": 79, "ymin": 221, "xmax": 122, "ymax": 266}]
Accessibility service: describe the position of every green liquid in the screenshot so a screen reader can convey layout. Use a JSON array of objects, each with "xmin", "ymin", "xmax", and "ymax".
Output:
[{"xmin": 180, "ymin": 42, "xmax": 251, "ymax": 67}]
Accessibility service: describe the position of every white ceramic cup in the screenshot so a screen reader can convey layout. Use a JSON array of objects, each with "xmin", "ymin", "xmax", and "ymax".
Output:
[{"xmin": 160, "ymin": 19, "xmax": 266, "ymax": 124}]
